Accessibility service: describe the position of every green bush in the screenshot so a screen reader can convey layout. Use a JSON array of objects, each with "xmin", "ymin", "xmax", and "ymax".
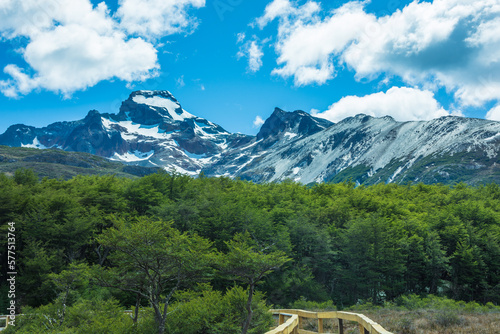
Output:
[
  {"xmin": 165, "ymin": 286, "xmax": 273, "ymax": 334},
  {"xmin": 6, "ymin": 298, "xmax": 136, "ymax": 334},
  {"xmin": 290, "ymin": 298, "xmax": 337, "ymax": 311},
  {"xmin": 393, "ymin": 294, "xmax": 500, "ymax": 313}
]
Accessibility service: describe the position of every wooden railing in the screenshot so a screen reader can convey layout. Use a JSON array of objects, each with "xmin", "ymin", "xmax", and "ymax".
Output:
[
  {"xmin": 266, "ymin": 309, "xmax": 393, "ymax": 334},
  {"xmin": 0, "ymin": 315, "xmax": 10, "ymax": 331}
]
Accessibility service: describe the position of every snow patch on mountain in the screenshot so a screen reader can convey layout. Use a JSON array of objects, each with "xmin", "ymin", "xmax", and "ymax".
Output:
[
  {"xmin": 111, "ymin": 150, "xmax": 155, "ymax": 162},
  {"xmin": 102, "ymin": 117, "xmax": 170, "ymax": 141},
  {"xmin": 21, "ymin": 137, "xmax": 47, "ymax": 149},
  {"xmin": 132, "ymin": 95, "xmax": 194, "ymax": 121}
]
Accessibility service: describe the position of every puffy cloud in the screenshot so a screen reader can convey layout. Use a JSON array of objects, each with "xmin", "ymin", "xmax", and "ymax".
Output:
[
  {"xmin": 486, "ymin": 105, "xmax": 500, "ymax": 121},
  {"xmin": 256, "ymin": 0, "xmax": 500, "ymax": 107},
  {"xmin": 237, "ymin": 32, "xmax": 246, "ymax": 43},
  {"xmin": 0, "ymin": 0, "xmax": 204, "ymax": 98},
  {"xmin": 255, "ymin": 0, "xmax": 295, "ymax": 28},
  {"xmin": 314, "ymin": 87, "xmax": 450, "ymax": 123},
  {"xmin": 237, "ymin": 38, "xmax": 265, "ymax": 73},
  {"xmin": 253, "ymin": 115, "xmax": 265, "ymax": 127},
  {"xmin": 268, "ymin": 1, "xmax": 372, "ymax": 86},
  {"xmin": 117, "ymin": 0, "xmax": 205, "ymax": 39}
]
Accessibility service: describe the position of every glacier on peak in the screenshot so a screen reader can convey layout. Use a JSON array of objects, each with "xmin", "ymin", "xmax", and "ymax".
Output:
[{"xmin": 132, "ymin": 95, "xmax": 194, "ymax": 122}]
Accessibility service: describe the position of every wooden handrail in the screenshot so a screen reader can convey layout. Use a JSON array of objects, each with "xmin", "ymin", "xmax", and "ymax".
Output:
[
  {"xmin": 266, "ymin": 309, "xmax": 393, "ymax": 334},
  {"xmin": 0, "ymin": 315, "xmax": 11, "ymax": 331},
  {"xmin": 266, "ymin": 313, "xmax": 299, "ymax": 334}
]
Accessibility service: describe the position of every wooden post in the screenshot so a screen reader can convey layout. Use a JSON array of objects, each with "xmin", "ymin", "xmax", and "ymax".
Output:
[
  {"xmin": 279, "ymin": 314, "xmax": 285, "ymax": 325},
  {"xmin": 318, "ymin": 318, "xmax": 324, "ymax": 333},
  {"xmin": 359, "ymin": 324, "xmax": 365, "ymax": 334},
  {"xmin": 298, "ymin": 315, "xmax": 303, "ymax": 329},
  {"xmin": 338, "ymin": 318, "xmax": 344, "ymax": 334}
]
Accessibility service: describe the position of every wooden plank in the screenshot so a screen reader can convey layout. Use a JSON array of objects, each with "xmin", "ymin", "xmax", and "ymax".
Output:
[
  {"xmin": 337, "ymin": 311, "xmax": 360, "ymax": 322},
  {"xmin": 338, "ymin": 318, "xmax": 344, "ymax": 334},
  {"xmin": 267, "ymin": 314, "xmax": 299, "ymax": 334},
  {"xmin": 318, "ymin": 318, "xmax": 323, "ymax": 333},
  {"xmin": 358, "ymin": 316, "xmax": 372, "ymax": 332},
  {"xmin": 316, "ymin": 311, "xmax": 338, "ymax": 319},
  {"xmin": 372, "ymin": 323, "xmax": 393, "ymax": 334},
  {"xmin": 0, "ymin": 316, "xmax": 9, "ymax": 329},
  {"xmin": 273, "ymin": 309, "xmax": 319, "ymax": 319}
]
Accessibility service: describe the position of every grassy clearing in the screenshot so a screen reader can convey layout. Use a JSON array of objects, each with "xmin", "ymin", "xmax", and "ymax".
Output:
[
  {"xmin": 284, "ymin": 295, "xmax": 500, "ymax": 333},
  {"xmin": 280, "ymin": 310, "xmax": 500, "ymax": 334},
  {"xmin": 363, "ymin": 309, "xmax": 500, "ymax": 334}
]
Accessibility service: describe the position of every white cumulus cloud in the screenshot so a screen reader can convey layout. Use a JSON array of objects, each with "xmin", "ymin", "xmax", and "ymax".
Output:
[
  {"xmin": 314, "ymin": 87, "xmax": 450, "ymax": 123},
  {"xmin": 0, "ymin": 0, "xmax": 204, "ymax": 98},
  {"xmin": 117, "ymin": 0, "xmax": 205, "ymax": 39},
  {"xmin": 486, "ymin": 105, "xmax": 500, "ymax": 121},
  {"xmin": 253, "ymin": 115, "xmax": 265, "ymax": 127},
  {"xmin": 237, "ymin": 38, "xmax": 265, "ymax": 73},
  {"xmin": 255, "ymin": 0, "xmax": 500, "ymax": 107}
]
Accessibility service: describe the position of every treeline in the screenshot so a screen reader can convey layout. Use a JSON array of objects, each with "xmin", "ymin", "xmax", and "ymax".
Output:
[{"xmin": 1, "ymin": 169, "xmax": 500, "ymax": 328}]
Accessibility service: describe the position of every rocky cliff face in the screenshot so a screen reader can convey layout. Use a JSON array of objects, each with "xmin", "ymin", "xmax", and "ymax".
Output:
[
  {"xmin": 1, "ymin": 90, "xmax": 500, "ymax": 185},
  {"xmin": 228, "ymin": 114, "xmax": 500, "ymax": 184}
]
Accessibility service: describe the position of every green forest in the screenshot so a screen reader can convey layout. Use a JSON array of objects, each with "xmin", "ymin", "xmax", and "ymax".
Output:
[{"xmin": 1, "ymin": 169, "xmax": 500, "ymax": 333}]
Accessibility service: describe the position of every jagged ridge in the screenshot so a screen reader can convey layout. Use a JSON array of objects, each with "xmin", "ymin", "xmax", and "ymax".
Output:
[{"xmin": 1, "ymin": 90, "xmax": 500, "ymax": 185}]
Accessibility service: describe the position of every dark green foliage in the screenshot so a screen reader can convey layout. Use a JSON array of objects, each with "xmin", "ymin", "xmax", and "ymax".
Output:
[
  {"xmin": 95, "ymin": 217, "xmax": 216, "ymax": 334},
  {"xmin": 1, "ymin": 169, "xmax": 500, "ymax": 332},
  {"xmin": 165, "ymin": 286, "xmax": 273, "ymax": 334},
  {"xmin": 6, "ymin": 298, "xmax": 139, "ymax": 334},
  {"xmin": 222, "ymin": 232, "xmax": 290, "ymax": 334}
]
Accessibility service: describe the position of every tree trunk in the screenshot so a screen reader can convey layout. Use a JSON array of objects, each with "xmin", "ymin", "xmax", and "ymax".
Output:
[
  {"xmin": 241, "ymin": 283, "xmax": 255, "ymax": 334},
  {"xmin": 158, "ymin": 318, "xmax": 166, "ymax": 334},
  {"xmin": 59, "ymin": 288, "xmax": 70, "ymax": 326},
  {"xmin": 152, "ymin": 302, "xmax": 165, "ymax": 334},
  {"xmin": 133, "ymin": 293, "xmax": 141, "ymax": 323}
]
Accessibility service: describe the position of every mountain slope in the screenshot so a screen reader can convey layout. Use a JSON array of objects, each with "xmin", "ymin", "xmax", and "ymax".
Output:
[
  {"xmin": 227, "ymin": 114, "xmax": 500, "ymax": 184},
  {"xmin": 0, "ymin": 146, "xmax": 162, "ymax": 179},
  {"xmin": 203, "ymin": 107, "xmax": 333, "ymax": 178},
  {"xmin": 1, "ymin": 90, "xmax": 500, "ymax": 185}
]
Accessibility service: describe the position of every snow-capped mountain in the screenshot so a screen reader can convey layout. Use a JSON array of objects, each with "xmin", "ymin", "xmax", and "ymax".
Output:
[
  {"xmin": 203, "ymin": 107, "xmax": 334, "ymax": 179},
  {"xmin": 226, "ymin": 114, "xmax": 500, "ymax": 184},
  {"xmin": 1, "ymin": 90, "xmax": 500, "ymax": 184},
  {"xmin": 0, "ymin": 90, "xmax": 252, "ymax": 175}
]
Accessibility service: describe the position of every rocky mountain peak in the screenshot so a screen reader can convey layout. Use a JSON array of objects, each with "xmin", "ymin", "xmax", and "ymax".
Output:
[
  {"xmin": 256, "ymin": 107, "xmax": 333, "ymax": 142},
  {"xmin": 116, "ymin": 90, "xmax": 193, "ymax": 125},
  {"xmin": 83, "ymin": 109, "xmax": 102, "ymax": 123},
  {"xmin": 130, "ymin": 90, "xmax": 177, "ymax": 101}
]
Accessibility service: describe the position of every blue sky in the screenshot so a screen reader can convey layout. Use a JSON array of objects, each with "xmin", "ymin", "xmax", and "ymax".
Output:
[{"xmin": 1, "ymin": 0, "xmax": 500, "ymax": 135}]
